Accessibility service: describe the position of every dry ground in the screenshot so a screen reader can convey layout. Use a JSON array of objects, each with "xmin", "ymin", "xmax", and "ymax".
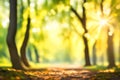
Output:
[{"xmin": 0, "ymin": 67, "xmax": 120, "ymax": 80}]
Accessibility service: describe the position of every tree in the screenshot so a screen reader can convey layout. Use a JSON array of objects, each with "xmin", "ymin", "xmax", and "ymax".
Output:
[
  {"xmin": 20, "ymin": 16, "xmax": 30, "ymax": 67},
  {"xmin": 71, "ymin": 0, "xmax": 91, "ymax": 66},
  {"xmin": 107, "ymin": 29, "xmax": 116, "ymax": 68},
  {"xmin": 100, "ymin": 0, "xmax": 116, "ymax": 68},
  {"xmin": 20, "ymin": 0, "xmax": 31, "ymax": 67},
  {"xmin": 33, "ymin": 45, "xmax": 40, "ymax": 63},
  {"xmin": 6, "ymin": 0, "xmax": 25, "ymax": 69},
  {"xmin": 119, "ymin": 37, "xmax": 120, "ymax": 64},
  {"xmin": 27, "ymin": 47, "xmax": 33, "ymax": 61},
  {"xmin": 92, "ymin": 42, "xmax": 96, "ymax": 65}
]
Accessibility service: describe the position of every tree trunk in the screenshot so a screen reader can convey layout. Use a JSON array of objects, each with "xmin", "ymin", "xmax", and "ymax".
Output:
[
  {"xmin": 92, "ymin": 42, "xmax": 96, "ymax": 65},
  {"xmin": 119, "ymin": 40, "xmax": 120, "ymax": 64},
  {"xmin": 83, "ymin": 36, "xmax": 91, "ymax": 66},
  {"xmin": 33, "ymin": 45, "xmax": 40, "ymax": 63},
  {"xmin": 20, "ymin": 16, "xmax": 30, "ymax": 67},
  {"xmin": 7, "ymin": 0, "xmax": 24, "ymax": 70},
  {"xmin": 20, "ymin": 0, "xmax": 30, "ymax": 67},
  {"xmin": 118, "ymin": 28, "xmax": 120, "ymax": 64},
  {"xmin": 71, "ymin": 0, "xmax": 91, "ymax": 66},
  {"xmin": 27, "ymin": 47, "xmax": 33, "ymax": 61},
  {"xmin": 107, "ymin": 29, "xmax": 116, "ymax": 68},
  {"xmin": 82, "ymin": 0, "xmax": 91, "ymax": 66}
]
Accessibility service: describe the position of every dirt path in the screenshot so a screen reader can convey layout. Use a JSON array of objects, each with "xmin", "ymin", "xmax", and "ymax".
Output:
[
  {"xmin": 26, "ymin": 68, "xmax": 96, "ymax": 80},
  {"xmin": 0, "ymin": 68, "xmax": 120, "ymax": 80}
]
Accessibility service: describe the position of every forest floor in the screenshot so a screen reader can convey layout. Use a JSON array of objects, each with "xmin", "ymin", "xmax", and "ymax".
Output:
[{"xmin": 0, "ymin": 67, "xmax": 120, "ymax": 80}]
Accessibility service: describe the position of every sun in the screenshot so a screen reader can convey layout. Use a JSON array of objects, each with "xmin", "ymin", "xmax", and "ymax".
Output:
[{"xmin": 99, "ymin": 18, "xmax": 108, "ymax": 26}]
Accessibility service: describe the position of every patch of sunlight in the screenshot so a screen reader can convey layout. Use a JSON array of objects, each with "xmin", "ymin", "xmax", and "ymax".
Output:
[
  {"xmin": 84, "ymin": 65, "xmax": 106, "ymax": 71},
  {"xmin": 104, "ymin": 8, "xmax": 111, "ymax": 16},
  {"xmin": 23, "ymin": 0, "xmax": 27, "ymax": 4},
  {"xmin": 91, "ymin": 9, "xmax": 112, "ymax": 31},
  {"xmin": 108, "ymin": 31, "xmax": 113, "ymax": 36},
  {"xmin": 56, "ymin": 3, "xmax": 65, "ymax": 13},
  {"xmin": 29, "ymin": 38, "xmax": 34, "ymax": 43},
  {"xmin": 84, "ymin": 1, "xmax": 95, "ymax": 10},
  {"xmin": 116, "ymin": 4, "xmax": 120, "ymax": 9},
  {"xmin": 99, "ymin": 68, "xmax": 115, "ymax": 73},
  {"xmin": 2, "ymin": 18, "xmax": 9, "ymax": 28},
  {"xmin": 4, "ymin": 1, "xmax": 9, "ymax": 7},
  {"xmin": 64, "ymin": 6, "xmax": 70, "ymax": 12},
  {"xmin": 0, "ymin": 58, "xmax": 12, "ymax": 67},
  {"xmin": 108, "ymin": 26, "xmax": 114, "ymax": 36},
  {"xmin": 50, "ymin": 9, "xmax": 56, "ymax": 15},
  {"xmin": 84, "ymin": 33, "xmax": 90, "ymax": 39},
  {"xmin": 32, "ymin": 28, "xmax": 40, "ymax": 33},
  {"xmin": 23, "ymin": 8, "xmax": 29, "ymax": 19},
  {"xmin": 44, "ymin": 20, "xmax": 59, "ymax": 31},
  {"xmin": 38, "ymin": 0, "xmax": 44, "ymax": 5},
  {"xmin": 99, "ymin": 18, "xmax": 108, "ymax": 27},
  {"xmin": 62, "ymin": 23, "xmax": 69, "ymax": 28},
  {"xmin": 30, "ymin": 2, "xmax": 35, "ymax": 8},
  {"xmin": 29, "ymin": 62, "xmax": 55, "ymax": 69},
  {"xmin": 30, "ymin": 63, "xmax": 82, "ymax": 69}
]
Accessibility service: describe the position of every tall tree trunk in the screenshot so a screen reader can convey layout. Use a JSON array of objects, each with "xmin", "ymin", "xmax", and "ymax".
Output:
[
  {"xmin": 71, "ymin": 0, "xmax": 91, "ymax": 66},
  {"xmin": 92, "ymin": 42, "xmax": 96, "ymax": 65},
  {"xmin": 83, "ymin": 36, "xmax": 91, "ymax": 66},
  {"xmin": 33, "ymin": 45, "xmax": 40, "ymax": 63},
  {"xmin": 118, "ymin": 27, "xmax": 120, "ymax": 64},
  {"xmin": 107, "ymin": 29, "xmax": 116, "ymax": 68},
  {"xmin": 100, "ymin": 0, "xmax": 116, "ymax": 68},
  {"xmin": 27, "ymin": 47, "xmax": 33, "ymax": 61},
  {"xmin": 20, "ymin": 0, "xmax": 30, "ymax": 67},
  {"xmin": 82, "ymin": 0, "xmax": 91, "ymax": 66},
  {"xmin": 119, "ymin": 38, "xmax": 120, "ymax": 64},
  {"xmin": 20, "ymin": 16, "xmax": 30, "ymax": 67},
  {"xmin": 7, "ymin": 0, "xmax": 24, "ymax": 70}
]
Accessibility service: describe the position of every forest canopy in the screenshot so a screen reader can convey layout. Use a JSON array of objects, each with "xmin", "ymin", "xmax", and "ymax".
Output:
[{"xmin": 0, "ymin": 0, "xmax": 120, "ymax": 69}]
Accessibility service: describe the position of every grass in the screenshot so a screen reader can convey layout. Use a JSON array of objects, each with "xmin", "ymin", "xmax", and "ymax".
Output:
[{"xmin": 84, "ymin": 65, "xmax": 107, "ymax": 71}]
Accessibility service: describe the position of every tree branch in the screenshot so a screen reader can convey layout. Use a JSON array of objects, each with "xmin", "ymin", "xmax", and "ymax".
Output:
[
  {"xmin": 100, "ymin": 0, "xmax": 104, "ymax": 16},
  {"xmin": 70, "ymin": 6, "xmax": 83, "ymax": 23}
]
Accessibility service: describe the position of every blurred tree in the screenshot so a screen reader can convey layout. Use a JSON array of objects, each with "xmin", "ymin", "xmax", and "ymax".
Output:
[
  {"xmin": 27, "ymin": 47, "xmax": 32, "ymax": 61},
  {"xmin": 33, "ymin": 45, "xmax": 40, "ymax": 63},
  {"xmin": 100, "ymin": 0, "xmax": 116, "ymax": 68},
  {"xmin": 92, "ymin": 42, "xmax": 96, "ymax": 65},
  {"xmin": 6, "ymin": 0, "xmax": 25, "ymax": 69},
  {"xmin": 112, "ymin": 0, "xmax": 120, "ymax": 65},
  {"xmin": 119, "ymin": 38, "xmax": 120, "ymax": 64},
  {"xmin": 107, "ymin": 29, "xmax": 116, "ymax": 68},
  {"xmin": 71, "ymin": 0, "xmax": 91, "ymax": 66},
  {"xmin": 26, "ymin": 44, "xmax": 40, "ymax": 63},
  {"xmin": 20, "ymin": 0, "xmax": 30, "ymax": 67}
]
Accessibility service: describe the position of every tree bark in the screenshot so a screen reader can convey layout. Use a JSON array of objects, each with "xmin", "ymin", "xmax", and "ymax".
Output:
[
  {"xmin": 33, "ymin": 45, "xmax": 40, "ymax": 63},
  {"xmin": 83, "ymin": 36, "xmax": 91, "ymax": 66},
  {"xmin": 7, "ymin": 0, "xmax": 25, "ymax": 70},
  {"xmin": 92, "ymin": 42, "xmax": 96, "ymax": 65},
  {"xmin": 82, "ymin": 0, "xmax": 91, "ymax": 66},
  {"xmin": 20, "ymin": 16, "xmax": 30, "ymax": 67},
  {"xmin": 107, "ymin": 29, "xmax": 116, "ymax": 68},
  {"xmin": 118, "ymin": 27, "xmax": 120, "ymax": 64},
  {"xmin": 71, "ymin": 0, "xmax": 91, "ymax": 66},
  {"xmin": 119, "ymin": 39, "xmax": 120, "ymax": 64},
  {"xmin": 27, "ymin": 47, "xmax": 33, "ymax": 61},
  {"xmin": 20, "ymin": 0, "xmax": 30, "ymax": 67},
  {"xmin": 100, "ymin": 0, "xmax": 116, "ymax": 68}
]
